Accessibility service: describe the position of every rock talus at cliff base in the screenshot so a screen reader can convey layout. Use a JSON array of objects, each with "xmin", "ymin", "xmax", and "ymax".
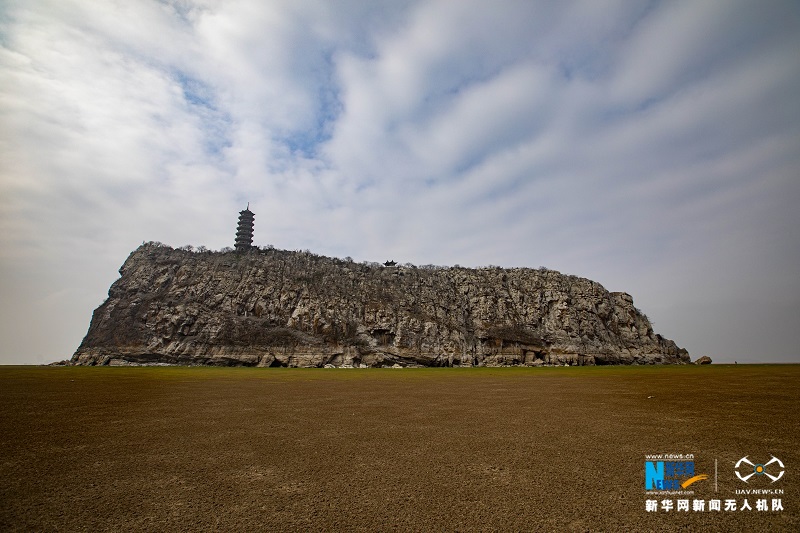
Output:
[{"xmin": 71, "ymin": 244, "xmax": 690, "ymax": 367}]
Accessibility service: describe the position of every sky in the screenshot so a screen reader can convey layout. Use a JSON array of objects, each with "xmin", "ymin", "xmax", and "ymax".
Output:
[{"xmin": 1, "ymin": 0, "xmax": 798, "ymax": 365}]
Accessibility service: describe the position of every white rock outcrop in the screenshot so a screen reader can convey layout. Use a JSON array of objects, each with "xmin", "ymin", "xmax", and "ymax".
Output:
[{"xmin": 71, "ymin": 243, "xmax": 690, "ymax": 367}]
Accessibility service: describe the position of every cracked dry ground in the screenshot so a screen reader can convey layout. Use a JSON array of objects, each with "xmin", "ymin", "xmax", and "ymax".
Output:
[{"xmin": 1, "ymin": 365, "xmax": 798, "ymax": 531}]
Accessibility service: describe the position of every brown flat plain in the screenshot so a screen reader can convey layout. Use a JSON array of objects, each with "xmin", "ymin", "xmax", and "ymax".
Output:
[{"xmin": 1, "ymin": 365, "xmax": 798, "ymax": 532}]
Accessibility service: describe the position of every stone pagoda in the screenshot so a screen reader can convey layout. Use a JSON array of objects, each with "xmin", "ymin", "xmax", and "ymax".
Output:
[{"xmin": 235, "ymin": 204, "xmax": 255, "ymax": 252}]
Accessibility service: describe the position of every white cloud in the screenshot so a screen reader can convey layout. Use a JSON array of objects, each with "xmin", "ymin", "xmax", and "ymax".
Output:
[{"xmin": 1, "ymin": 0, "xmax": 799, "ymax": 363}]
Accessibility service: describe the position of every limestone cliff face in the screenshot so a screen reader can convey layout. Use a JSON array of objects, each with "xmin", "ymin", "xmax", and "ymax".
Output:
[{"xmin": 72, "ymin": 243, "xmax": 690, "ymax": 367}]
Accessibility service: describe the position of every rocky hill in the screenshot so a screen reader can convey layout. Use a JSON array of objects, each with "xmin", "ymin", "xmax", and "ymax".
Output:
[{"xmin": 71, "ymin": 243, "xmax": 690, "ymax": 367}]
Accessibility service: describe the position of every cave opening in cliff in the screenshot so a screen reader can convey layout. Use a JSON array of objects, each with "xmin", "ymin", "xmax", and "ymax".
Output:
[
  {"xmin": 371, "ymin": 329, "xmax": 395, "ymax": 345},
  {"xmin": 523, "ymin": 349, "xmax": 546, "ymax": 364}
]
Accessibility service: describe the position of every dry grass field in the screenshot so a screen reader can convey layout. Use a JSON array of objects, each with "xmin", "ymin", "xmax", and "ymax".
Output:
[{"xmin": 1, "ymin": 365, "xmax": 798, "ymax": 531}]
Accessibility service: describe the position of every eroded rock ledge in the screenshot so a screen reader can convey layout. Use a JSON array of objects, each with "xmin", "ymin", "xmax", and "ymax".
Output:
[{"xmin": 71, "ymin": 243, "xmax": 690, "ymax": 367}]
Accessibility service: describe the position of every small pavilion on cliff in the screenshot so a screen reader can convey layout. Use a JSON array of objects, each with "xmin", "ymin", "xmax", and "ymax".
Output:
[{"xmin": 235, "ymin": 204, "xmax": 255, "ymax": 252}]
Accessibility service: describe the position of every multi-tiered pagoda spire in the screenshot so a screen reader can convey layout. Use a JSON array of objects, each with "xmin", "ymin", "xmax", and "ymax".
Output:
[{"xmin": 235, "ymin": 204, "xmax": 255, "ymax": 252}]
